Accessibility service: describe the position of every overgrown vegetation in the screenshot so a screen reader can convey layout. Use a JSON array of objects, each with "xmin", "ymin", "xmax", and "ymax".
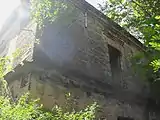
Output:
[
  {"xmin": 0, "ymin": 52, "xmax": 98, "ymax": 120},
  {"xmin": 0, "ymin": 92, "xmax": 98, "ymax": 120},
  {"xmin": 102, "ymin": 0, "xmax": 160, "ymax": 99},
  {"xmin": 0, "ymin": 0, "xmax": 98, "ymax": 119},
  {"xmin": 30, "ymin": 0, "xmax": 68, "ymax": 28},
  {"xmin": 2, "ymin": 0, "xmax": 159, "ymax": 118}
]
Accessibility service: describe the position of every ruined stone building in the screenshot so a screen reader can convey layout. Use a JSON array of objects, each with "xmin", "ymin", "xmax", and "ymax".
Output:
[{"xmin": 0, "ymin": 0, "xmax": 158, "ymax": 120}]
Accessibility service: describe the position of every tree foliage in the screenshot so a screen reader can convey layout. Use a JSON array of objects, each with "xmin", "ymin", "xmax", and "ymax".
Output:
[
  {"xmin": 30, "ymin": 0, "xmax": 67, "ymax": 28},
  {"xmin": 0, "ymin": 93, "xmax": 98, "ymax": 120},
  {"xmin": 0, "ymin": 0, "xmax": 99, "ymax": 119},
  {"xmin": 101, "ymin": 0, "xmax": 160, "ymax": 40},
  {"xmin": 101, "ymin": 0, "xmax": 160, "ymax": 82},
  {"xmin": 102, "ymin": 0, "xmax": 160, "ymax": 98},
  {"xmin": 0, "ymin": 55, "xmax": 98, "ymax": 120}
]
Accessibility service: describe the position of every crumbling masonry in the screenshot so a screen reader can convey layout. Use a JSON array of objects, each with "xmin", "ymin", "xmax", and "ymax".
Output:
[{"xmin": 2, "ymin": 0, "xmax": 158, "ymax": 120}]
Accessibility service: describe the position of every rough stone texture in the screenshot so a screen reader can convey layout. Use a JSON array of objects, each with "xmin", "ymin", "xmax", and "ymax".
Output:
[
  {"xmin": 7, "ymin": 70, "xmax": 146, "ymax": 120},
  {"xmin": 0, "ymin": 21, "xmax": 36, "ymax": 68},
  {"xmin": 12, "ymin": 22, "xmax": 36, "ymax": 67},
  {"xmin": 33, "ymin": 0, "xmax": 146, "ymax": 98},
  {"xmin": 5, "ymin": 0, "xmax": 152, "ymax": 120},
  {"xmin": 0, "ymin": 4, "xmax": 29, "ymax": 57}
]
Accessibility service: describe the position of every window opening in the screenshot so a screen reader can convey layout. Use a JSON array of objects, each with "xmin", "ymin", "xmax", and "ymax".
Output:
[{"xmin": 108, "ymin": 45, "xmax": 121, "ymax": 80}]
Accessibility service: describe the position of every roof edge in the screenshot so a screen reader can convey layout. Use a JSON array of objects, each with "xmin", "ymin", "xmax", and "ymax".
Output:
[{"xmin": 69, "ymin": 0, "xmax": 144, "ymax": 50}]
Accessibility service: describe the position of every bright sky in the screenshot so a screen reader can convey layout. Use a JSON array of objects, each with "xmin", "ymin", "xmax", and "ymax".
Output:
[
  {"xmin": 0, "ymin": 0, "xmax": 104, "ymax": 30},
  {"xmin": 86, "ymin": 0, "xmax": 105, "ymax": 9},
  {"xmin": 0, "ymin": 0, "xmax": 20, "ymax": 30}
]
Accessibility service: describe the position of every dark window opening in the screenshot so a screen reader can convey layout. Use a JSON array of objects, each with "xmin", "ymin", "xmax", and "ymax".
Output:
[
  {"xmin": 117, "ymin": 116, "xmax": 134, "ymax": 120},
  {"xmin": 20, "ymin": 74, "xmax": 30, "ymax": 88},
  {"xmin": 20, "ymin": 77, "xmax": 28, "ymax": 88},
  {"xmin": 108, "ymin": 45, "xmax": 121, "ymax": 80},
  {"xmin": 149, "ymin": 111, "xmax": 157, "ymax": 120}
]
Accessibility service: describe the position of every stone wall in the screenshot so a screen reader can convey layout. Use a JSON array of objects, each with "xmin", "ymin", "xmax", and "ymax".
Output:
[
  {"xmin": 11, "ymin": 22, "xmax": 36, "ymax": 67},
  {"xmin": 33, "ymin": 0, "xmax": 146, "ymax": 99},
  {"xmin": 8, "ymin": 70, "xmax": 146, "ymax": 120},
  {"xmin": 6, "ymin": 0, "xmax": 149, "ymax": 120},
  {"xmin": 0, "ymin": 3, "xmax": 30, "ymax": 57}
]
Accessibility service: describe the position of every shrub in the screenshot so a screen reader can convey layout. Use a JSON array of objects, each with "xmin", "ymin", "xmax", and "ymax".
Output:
[{"xmin": 0, "ymin": 93, "xmax": 98, "ymax": 120}]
